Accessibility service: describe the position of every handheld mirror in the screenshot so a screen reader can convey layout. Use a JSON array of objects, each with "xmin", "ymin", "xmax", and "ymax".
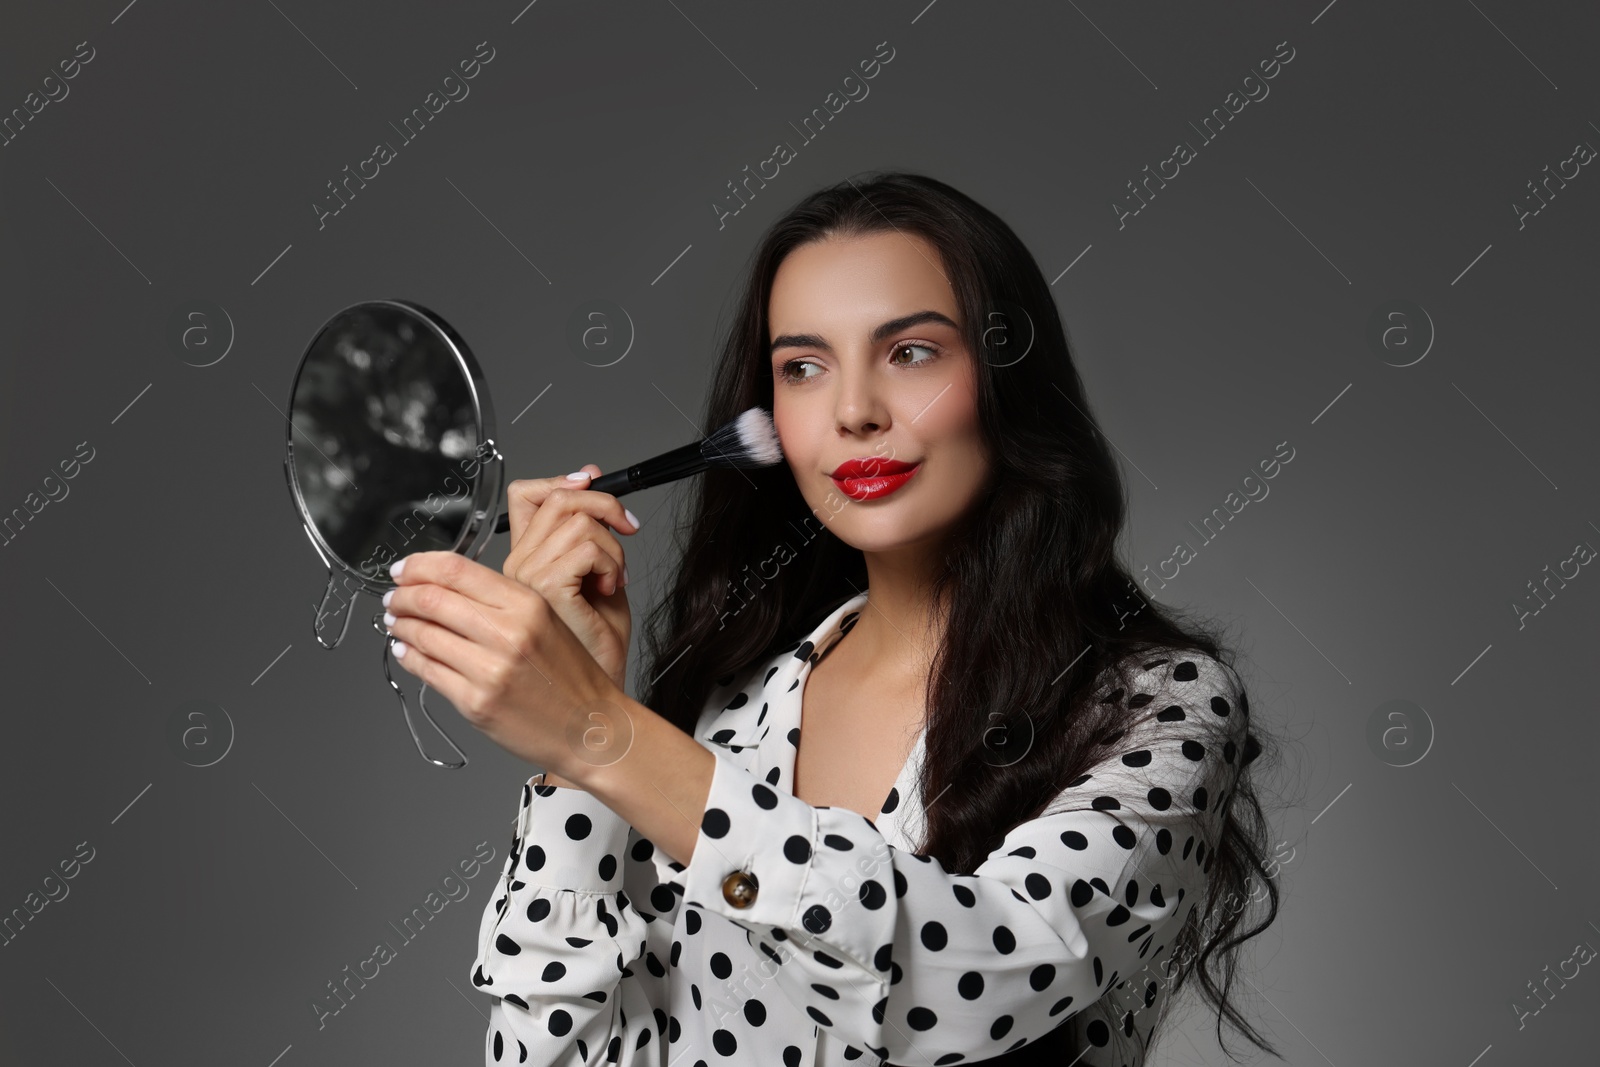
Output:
[{"xmin": 283, "ymin": 298, "xmax": 503, "ymax": 770}]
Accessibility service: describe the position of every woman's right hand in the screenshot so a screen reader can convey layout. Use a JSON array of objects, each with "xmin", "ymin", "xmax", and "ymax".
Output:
[{"xmin": 500, "ymin": 465, "xmax": 640, "ymax": 694}]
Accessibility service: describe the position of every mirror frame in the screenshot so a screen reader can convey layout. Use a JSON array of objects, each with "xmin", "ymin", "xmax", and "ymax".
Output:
[{"xmin": 282, "ymin": 298, "xmax": 504, "ymax": 602}]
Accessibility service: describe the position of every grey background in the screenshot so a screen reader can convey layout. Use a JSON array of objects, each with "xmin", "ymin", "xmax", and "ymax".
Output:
[{"xmin": 3, "ymin": 0, "xmax": 1597, "ymax": 1063}]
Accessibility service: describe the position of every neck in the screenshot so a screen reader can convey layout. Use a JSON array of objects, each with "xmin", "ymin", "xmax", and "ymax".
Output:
[{"xmin": 851, "ymin": 547, "xmax": 947, "ymax": 679}]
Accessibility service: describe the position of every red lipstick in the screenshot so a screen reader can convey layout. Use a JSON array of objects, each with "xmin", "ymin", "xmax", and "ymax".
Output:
[{"xmin": 829, "ymin": 457, "xmax": 921, "ymax": 501}]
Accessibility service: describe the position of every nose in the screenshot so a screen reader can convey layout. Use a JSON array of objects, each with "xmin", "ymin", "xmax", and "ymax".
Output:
[{"xmin": 833, "ymin": 353, "xmax": 889, "ymax": 437}]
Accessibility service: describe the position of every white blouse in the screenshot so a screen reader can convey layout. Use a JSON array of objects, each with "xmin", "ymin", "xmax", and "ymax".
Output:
[{"xmin": 468, "ymin": 589, "xmax": 1251, "ymax": 1066}]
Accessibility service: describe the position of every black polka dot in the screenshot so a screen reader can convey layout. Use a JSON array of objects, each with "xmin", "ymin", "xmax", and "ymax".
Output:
[
  {"xmin": 874, "ymin": 943, "xmax": 893, "ymax": 971},
  {"xmin": 527, "ymin": 898, "xmax": 551, "ymax": 922},
  {"xmin": 806, "ymin": 1006, "xmax": 832, "ymax": 1027},
  {"xmin": 1029, "ymin": 963, "xmax": 1055, "ymax": 990},
  {"xmin": 907, "ymin": 1006, "xmax": 937, "ymax": 1030},
  {"xmin": 1060, "ymin": 830, "xmax": 1088, "ymax": 850},
  {"xmin": 1150, "ymin": 883, "xmax": 1166, "ymax": 907},
  {"xmin": 993, "ymin": 926, "xmax": 1015, "ymax": 953},
  {"xmin": 784, "ymin": 836, "xmax": 811, "ymax": 863},
  {"xmin": 685, "ymin": 908, "xmax": 701, "ymax": 935},
  {"xmin": 702, "ymin": 808, "xmax": 730, "ymax": 838},
  {"xmin": 921, "ymin": 922, "xmax": 948, "ymax": 950},
  {"xmin": 712, "ymin": 1027, "xmax": 736, "ymax": 1055},
  {"xmin": 1122, "ymin": 749, "xmax": 1152, "ymax": 767},
  {"xmin": 1105, "ymin": 904, "xmax": 1131, "ymax": 926},
  {"xmin": 598, "ymin": 854, "xmax": 617, "ymax": 880},
  {"xmin": 1048, "ymin": 995, "xmax": 1074, "ymax": 1016},
  {"xmin": 1070, "ymin": 879, "xmax": 1094, "ymax": 907},
  {"xmin": 952, "ymin": 884, "xmax": 976, "ymax": 907},
  {"xmin": 1148, "ymin": 787, "xmax": 1172, "ymax": 810},
  {"xmin": 541, "ymin": 961, "xmax": 566, "ymax": 982},
  {"xmin": 958, "ymin": 971, "xmax": 984, "ymax": 999},
  {"xmin": 548, "ymin": 1009, "xmax": 573, "ymax": 1036},
  {"xmin": 1025, "ymin": 873, "xmax": 1052, "ymax": 900},
  {"xmin": 1182, "ymin": 739, "xmax": 1206, "ymax": 761},
  {"xmin": 991, "ymin": 1015, "xmax": 1014, "ymax": 1039},
  {"xmin": 524, "ymin": 845, "xmax": 546, "ymax": 872},
  {"xmin": 630, "ymin": 837, "xmax": 654, "ymax": 862},
  {"xmin": 810, "ymin": 982, "xmax": 839, "ymax": 999},
  {"xmin": 743, "ymin": 999, "xmax": 767, "ymax": 1025},
  {"xmin": 1157, "ymin": 704, "xmax": 1185, "ymax": 721},
  {"xmin": 1092, "ymin": 796, "xmax": 1121, "ymax": 811},
  {"xmin": 752, "ymin": 783, "xmax": 778, "ymax": 809},
  {"xmin": 803, "ymin": 905, "xmax": 832, "ymax": 933},
  {"xmin": 1156, "ymin": 828, "xmax": 1173, "ymax": 854},
  {"xmin": 710, "ymin": 952, "xmax": 732, "ymax": 979},
  {"xmin": 1194, "ymin": 786, "xmax": 1209, "ymax": 810},
  {"xmin": 1211, "ymin": 694, "xmax": 1232, "ymax": 716},
  {"xmin": 1173, "ymin": 661, "xmax": 1198, "ymax": 681},
  {"xmin": 859, "ymin": 880, "xmax": 887, "ymax": 909},
  {"xmin": 824, "ymin": 834, "xmax": 853, "ymax": 851},
  {"xmin": 565, "ymin": 814, "xmax": 592, "ymax": 840},
  {"xmin": 1112, "ymin": 825, "xmax": 1137, "ymax": 849},
  {"xmin": 881, "ymin": 787, "xmax": 900, "ymax": 813}
]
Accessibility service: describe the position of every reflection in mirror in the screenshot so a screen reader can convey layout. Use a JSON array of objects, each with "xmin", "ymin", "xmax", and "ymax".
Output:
[{"xmin": 289, "ymin": 302, "xmax": 482, "ymax": 584}]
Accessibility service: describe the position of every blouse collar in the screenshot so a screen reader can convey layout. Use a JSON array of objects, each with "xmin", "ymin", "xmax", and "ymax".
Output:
[{"xmin": 697, "ymin": 589, "xmax": 871, "ymax": 751}]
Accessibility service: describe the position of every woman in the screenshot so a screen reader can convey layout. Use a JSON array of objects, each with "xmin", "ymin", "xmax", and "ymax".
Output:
[{"xmin": 383, "ymin": 171, "xmax": 1284, "ymax": 1065}]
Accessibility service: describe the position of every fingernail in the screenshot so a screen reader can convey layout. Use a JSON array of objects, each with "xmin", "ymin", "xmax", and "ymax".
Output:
[
  {"xmin": 392, "ymin": 640, "xmax": 408, "ymax": 658},
  {"xmin": 390, "ymin": 558, "xmax": 406, "ymax": 578},
  {"xmin": 624, "ymin": 508, "xmax": 641, "ymax": 530},
  {"xmin": 622, "ymin": 564, "xmax": 630, "ymax": 587},
  {"xmin": 383, "ymin": 611, "xmax": 396, "ymax": 628},
  {"xmin": 567, "ymin": 471, "xmax": 590, "ymax": 481},
  {"xmin": 382, "ymin": 590, "xmax": 394, "ymax": 608}
]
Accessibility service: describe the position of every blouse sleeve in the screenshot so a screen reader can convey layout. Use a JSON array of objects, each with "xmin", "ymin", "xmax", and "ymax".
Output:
[
  {"xmin": 468, "ymin": 777, "xmax": 685, "ymax": 1066},
  {"xmin": 675, "ymin": 652, "xmax": 1250, "ymax": 1064}
]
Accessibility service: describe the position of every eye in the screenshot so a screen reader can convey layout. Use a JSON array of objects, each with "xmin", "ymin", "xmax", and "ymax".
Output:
[
  {"xmin": 889, "ymin": 342, "xmax": 941, "ymax": 367},
  {"xmin": 776, "ymin": 357, "xmax": 819, "ymax": 383}
]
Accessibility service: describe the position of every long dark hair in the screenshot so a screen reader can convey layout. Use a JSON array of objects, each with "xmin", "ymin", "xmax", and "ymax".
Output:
[{"xmin": 637, "ymin": 171, "xmax": 1285, "ymax": 1065}]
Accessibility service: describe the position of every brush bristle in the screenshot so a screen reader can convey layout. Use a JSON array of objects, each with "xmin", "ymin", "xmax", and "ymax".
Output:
[{"xmin": 702, "ymin": 407, "xmax": 783, "ymax": 468}]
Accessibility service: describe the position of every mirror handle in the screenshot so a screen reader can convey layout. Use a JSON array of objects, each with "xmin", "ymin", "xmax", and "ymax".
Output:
[{"xmin": 373, "ymin": 612, "xmax": 470, "ymax": 769}]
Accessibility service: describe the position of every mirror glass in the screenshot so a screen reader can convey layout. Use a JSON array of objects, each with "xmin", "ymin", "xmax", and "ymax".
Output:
[{"xmin": 284, "ymin": 299, "xmax": 501, "ymax": 597}]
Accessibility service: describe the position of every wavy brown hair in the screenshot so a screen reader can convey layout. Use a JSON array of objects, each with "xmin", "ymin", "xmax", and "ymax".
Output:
[{"xmin": 637, "ymin": 171, "xmax": 1285, "ymax": 1066}]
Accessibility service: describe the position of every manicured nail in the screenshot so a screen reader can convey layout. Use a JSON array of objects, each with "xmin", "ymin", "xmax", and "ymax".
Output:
[
  {"xmin": 383, "ymin": 612, "xmax": 396, "ymax": 628},
  {"xmin": 566, "ymin": 471, "xmax": 590, "ymax": 481},
  {"xmin": 624, "ymin": 508, "xmax": 641, "ymax": 530},
  {"xmin": 382, "ymin": 590, "xmax": 394, "ymax": 608},
  {"xmin": 390, "ymin": 557, "xmax": 406, "ymax": 578},
  {"xmin": 392, "ymin": 640, "xmax": 408, "ymax": 658}
]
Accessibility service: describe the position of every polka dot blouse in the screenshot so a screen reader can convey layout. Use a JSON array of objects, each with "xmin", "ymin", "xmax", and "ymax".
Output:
[{"xmin": 468, "ymin": 589, "xmax": 1251, "ymax": 1065}]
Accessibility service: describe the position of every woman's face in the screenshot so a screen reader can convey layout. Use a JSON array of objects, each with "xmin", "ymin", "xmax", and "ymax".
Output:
[{"xmin": 767, "ymin": 230, "xmax": 990, "ymax": 558}]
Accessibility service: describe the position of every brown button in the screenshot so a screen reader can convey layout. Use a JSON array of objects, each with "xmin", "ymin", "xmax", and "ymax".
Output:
[{"xmin": 721, "ymin": 869, "xmax": 760, "ymax": 908}]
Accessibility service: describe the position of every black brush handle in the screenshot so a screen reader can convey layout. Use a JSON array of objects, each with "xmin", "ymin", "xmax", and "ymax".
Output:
[{"xmin": 491, "ymin": 440, "xmax": 707, "ymax": 534}]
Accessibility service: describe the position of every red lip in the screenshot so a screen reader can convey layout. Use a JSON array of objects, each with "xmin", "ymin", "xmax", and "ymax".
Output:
[
  {"xmin": 829, "ymin": 460, "xmax": 921, "ymax": 501},
  {"xmin": 829, "ymin": 457, "xmax": 919, "ymax": 479}
]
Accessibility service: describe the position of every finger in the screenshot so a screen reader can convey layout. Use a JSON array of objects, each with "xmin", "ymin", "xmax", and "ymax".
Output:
[
  {"xmin": 387, "ymin": 579, "xmax": 511, "ymax": 651},
  {"xmin": 520, "ymin": 484, "xmax": 641, "ymax": 550},
  {"xmin": 391, "ymin": 551, "xmax": 519, "ymax": 613},
  {"xmin": 513, "ymin": 513, "xmax": 628, "ymax": 596},
  {"xmin": 391, "ymin": 608, "xmax": 536, "ymax": 689},
  {"xmin": 504, "ymin": 465, "xmax": 606, "ymax": 550},
  {"xmin": 388, "ymin": 633, "xmax": 475, "ymax": 716}
]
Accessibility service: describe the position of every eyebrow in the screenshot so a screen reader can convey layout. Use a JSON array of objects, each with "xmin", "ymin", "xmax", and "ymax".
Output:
[{"xmin": 769, "ymin": 309, "xmax": 960, "ymax": 356}]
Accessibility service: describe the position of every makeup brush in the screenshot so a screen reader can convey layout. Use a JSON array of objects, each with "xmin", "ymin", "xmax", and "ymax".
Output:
[{"xmin": 492, "ymin": 406, "xmax": 783, "ymax": 533}]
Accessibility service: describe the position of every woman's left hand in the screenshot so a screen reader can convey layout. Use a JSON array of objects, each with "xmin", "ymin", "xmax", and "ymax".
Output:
[{"xmin": 383, "ymin": 550, "xmax": 624, "ymax": 775}]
